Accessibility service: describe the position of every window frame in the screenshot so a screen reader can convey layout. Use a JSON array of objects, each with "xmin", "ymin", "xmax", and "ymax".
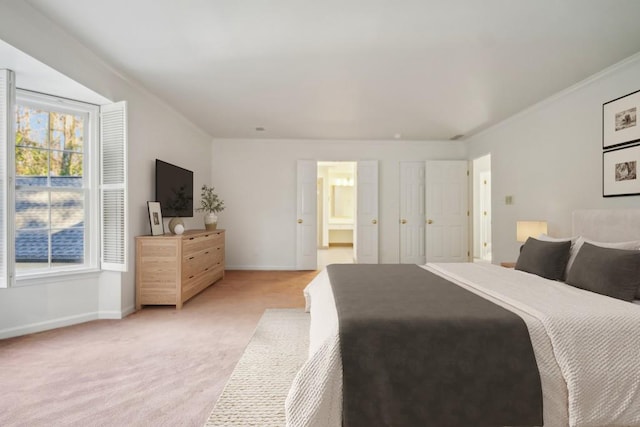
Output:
[{"xmin": 13, "ymin": 90, "xmax": 100, "ymax": 285}]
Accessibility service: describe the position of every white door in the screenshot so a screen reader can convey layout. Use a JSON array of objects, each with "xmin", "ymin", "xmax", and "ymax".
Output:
[
  {"xmin": 399, "ymin": 161, "xmax": 426, "ymax": 264},
  {"xmin": 426, "ymin": 161, "xmax": 469, "ymax": 262},
  {"xmin": 296, "ymin": 160, "xmax": 317, "ymax": 270},
  {"xmin": 479, "ymin": 171, "xmax": 492, "ymax": 261},
  {"xmin": 356, "ymin": 160, "xmax": 378, "ymax": 264}
]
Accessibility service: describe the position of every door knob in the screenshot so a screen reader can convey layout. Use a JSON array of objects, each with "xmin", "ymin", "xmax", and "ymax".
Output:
[
  {"xmin": 297, "ymin": 219, "xmax": 303, "ymax": 224},
  {"xmin": 401, "ymin": 219, "xmax": 407, "ymax": 224},
  {"xmin": 427, "ymin": 219, "xmax": 433, "ymax": 224},
  {"xmin": 371, "ymin": 219, "xmax": 377, "ymax": 225}
]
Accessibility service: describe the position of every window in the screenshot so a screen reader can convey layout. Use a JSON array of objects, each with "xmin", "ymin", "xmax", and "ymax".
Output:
[
  {"xmin": 0, "ymin": 69, "xmax": 126, "ymax": 288},
  {"xmin": 14, "ymin": 91, "xmax": 99, "ymax": 276}
]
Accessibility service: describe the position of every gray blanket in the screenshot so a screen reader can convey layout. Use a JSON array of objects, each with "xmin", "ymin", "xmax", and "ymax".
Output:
[{"xmin": 326, "ymin": 264, "xmax": 543, "ymax": 427}]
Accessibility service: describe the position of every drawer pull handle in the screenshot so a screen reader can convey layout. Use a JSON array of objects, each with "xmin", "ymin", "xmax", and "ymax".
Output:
[
  {"xmin": 204, "ymin": 251, "xmax": 209, "ymax": 254},
  {"xmin": 189, "ymin": 275, "xmax": 194, "ymax": 279},
  {"xmin": 189, "ymin": 256, "xmax": 195, "ymax": 260},
  {"xmin": 189, "ymin": 237, "xmax": 194, "ymax": 240},
  {"xmin": 204, "ymin": 267, "xmax": 209, "ymax": 271}
]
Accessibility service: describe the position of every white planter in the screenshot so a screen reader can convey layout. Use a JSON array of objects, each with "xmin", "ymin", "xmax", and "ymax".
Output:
[{"xmin": 204, "ymin": 212, "xmax": 218, "ymax": 230}]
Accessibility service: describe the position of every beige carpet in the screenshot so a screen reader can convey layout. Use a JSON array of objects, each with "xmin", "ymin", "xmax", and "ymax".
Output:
[
  {"xmin": 205, "ymin": 309, "xmax": 310, "ymax": 427},
  {"xmin": 0, "ymin": 270, "xmax": 317, "ymax": 427}
]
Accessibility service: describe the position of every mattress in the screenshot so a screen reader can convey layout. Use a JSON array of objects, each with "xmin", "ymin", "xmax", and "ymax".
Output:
[{"xmin": 285, "ymin": 262, "xmax": 640, "ymax": 427}]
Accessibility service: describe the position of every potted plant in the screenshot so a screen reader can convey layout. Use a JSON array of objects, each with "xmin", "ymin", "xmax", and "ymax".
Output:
[{"xmin": 196, "ymin": 185, "xmax": 225, "ymax": 230}]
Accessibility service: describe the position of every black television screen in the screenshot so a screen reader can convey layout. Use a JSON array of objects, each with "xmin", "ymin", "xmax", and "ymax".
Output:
[{"xmin": 155, "ymin": 159, "xmax": 193, "ymax": 217}]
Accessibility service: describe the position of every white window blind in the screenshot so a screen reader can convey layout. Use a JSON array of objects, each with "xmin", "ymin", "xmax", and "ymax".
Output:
[
  {"xmin": 0, "ymin": 70, "xmax": 15, "ymax": 288},
  {"xmin": 100, "ymin": 101, "xmax": 127, "ymax": 271}
]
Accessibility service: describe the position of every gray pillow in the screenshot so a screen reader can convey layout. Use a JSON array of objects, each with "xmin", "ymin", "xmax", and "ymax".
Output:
[
  {"xmin": 566, "ymin": 242, "xmax": 640, "ymax": 302},
  {"xmin": 515, "ymin": 237, "xmax": 571, "ymax": 281}
]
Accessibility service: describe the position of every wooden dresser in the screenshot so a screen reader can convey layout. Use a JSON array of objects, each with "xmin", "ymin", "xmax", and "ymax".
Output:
[{"xmin": 135, "ymin": 229, "xmax": 225, "ymax": 309}]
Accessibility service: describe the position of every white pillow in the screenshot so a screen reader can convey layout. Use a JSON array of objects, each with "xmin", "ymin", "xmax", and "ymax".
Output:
[
  {"xmin": 574, "ymin": 237, "xmax": 640, "ymax": 250},
  {"xmin": 537, "ymin": 234, "xmax": 578, "ymax": 244}
]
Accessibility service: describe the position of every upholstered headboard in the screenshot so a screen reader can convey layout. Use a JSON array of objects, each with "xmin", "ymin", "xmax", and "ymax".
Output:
[{"xmin": 572, "ymin": 209, "xmax": 640, "ymax": 242}]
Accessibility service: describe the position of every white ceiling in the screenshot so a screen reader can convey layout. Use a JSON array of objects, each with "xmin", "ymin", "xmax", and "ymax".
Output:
[
  {"xmin": 0, "ymin": 39, "xmax": 108, "ymax": 105},
  {"xmin": 24, "ymin": 0, "xmax": 640, "ymax": 140}
]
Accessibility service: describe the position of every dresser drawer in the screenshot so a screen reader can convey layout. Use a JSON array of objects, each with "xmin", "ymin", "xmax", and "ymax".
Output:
[
  {"xmin": 182, "ymin": 248, "xmax": 216, "ymax": 281},
  {"xmin": 181, "ymin": 265, "xmax": 223, "ymax": 301},
  {"xmin": 182, "ymin": 231, "xmax": 223, "ymax": 254},
  {"xmin": 211, "ymin": 244, "xmax": 224, "ymax": 266}
]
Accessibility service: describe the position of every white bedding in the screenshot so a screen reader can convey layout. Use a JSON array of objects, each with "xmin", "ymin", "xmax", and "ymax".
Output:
[{"xmin": 285, "ymin": 263, "xmax": 640, "ymax": 427}]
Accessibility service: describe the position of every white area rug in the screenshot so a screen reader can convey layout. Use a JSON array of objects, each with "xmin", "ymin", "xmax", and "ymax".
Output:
[{"xmin": 205, "ymin": 309, "xmax": 310, "ymax": 427}]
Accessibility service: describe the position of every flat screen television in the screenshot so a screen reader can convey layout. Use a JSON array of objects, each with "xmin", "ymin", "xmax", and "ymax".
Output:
[{"xmin": 155, "ymin": 159, "xmax": 193, "ymax": 217}]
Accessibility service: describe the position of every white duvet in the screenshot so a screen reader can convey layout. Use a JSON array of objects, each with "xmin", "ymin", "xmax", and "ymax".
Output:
[{"xmin": 285, "ymin": 263, "xmax": 640, "ymax": 427}]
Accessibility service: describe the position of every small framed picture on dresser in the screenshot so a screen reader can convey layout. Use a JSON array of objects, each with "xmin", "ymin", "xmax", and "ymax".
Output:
[
  {"xmin": 603, "ymin": 144, "xmax": 640, "ymax": 197},
  {"xmin": 147, "ymin": 201, "xmax": 165, "ymax": 235}
]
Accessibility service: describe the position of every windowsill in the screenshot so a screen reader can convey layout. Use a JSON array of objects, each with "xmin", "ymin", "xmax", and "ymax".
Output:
[{"xmin": 15, "ymin": 267, "xmax": 103, "ymax": 287}]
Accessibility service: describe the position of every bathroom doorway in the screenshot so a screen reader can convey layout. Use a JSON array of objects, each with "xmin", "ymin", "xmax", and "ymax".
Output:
[{"xmin": 317, "ymin": 161, "xmax": 356, "ymax": 269}]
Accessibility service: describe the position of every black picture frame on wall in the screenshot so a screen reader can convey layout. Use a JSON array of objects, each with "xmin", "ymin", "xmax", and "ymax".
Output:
[
  {"xmin": 603, "ymin": 144, "xmax": 640, "ymax": 197},
  {"xmin": 603, "ymin": 89, "xmax": 640, "ymax": 150}
]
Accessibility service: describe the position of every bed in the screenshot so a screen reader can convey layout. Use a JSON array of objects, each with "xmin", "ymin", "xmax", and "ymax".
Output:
[{"xmin": 285, "ymin": 209, "xmax": 640, "ymax": 427}]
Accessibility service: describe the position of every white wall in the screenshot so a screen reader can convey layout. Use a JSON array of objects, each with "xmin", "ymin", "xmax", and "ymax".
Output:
[
  {"xmin": 467, "ymin": 54, "xmax": 640, "ymax": 265},
  {"xmin": 0, "ymin": 1, "xmax": 213, "ymax": 338},
  {"xmin": 211, "ymin": 138, "xmax": 466, "ymax": 269}
]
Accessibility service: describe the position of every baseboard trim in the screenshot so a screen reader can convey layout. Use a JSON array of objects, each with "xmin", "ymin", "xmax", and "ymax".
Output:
[
  {"xmin": 225, "ymin": 265, "xmax": 298, "ymax": 271},
  {"xmin": 121, "ymin": 305, "xmax": 135, "ymax": 317},
  {"xmin": 1, "ymin": 306, "xmax": 135, "ymax": 339},
  {"xmin": 0, "ymin": 311, "xmax": 99, "ymax": 339},
  {"xmin": 99, "ymin": 305, "xmax": 135, "ymax": 319}
]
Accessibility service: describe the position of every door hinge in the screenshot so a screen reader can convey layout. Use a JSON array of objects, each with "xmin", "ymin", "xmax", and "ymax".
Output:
[
  {"xmin": 466, "ymin": 170, "xmax": 469, "ymax": 176},
  {"xmin": 467, "ymin": 210, "xmax": 469, "ymax": 216},
  {"xmin": 467, "ymin": 251, "xmax": 470, "ymax": 257}
]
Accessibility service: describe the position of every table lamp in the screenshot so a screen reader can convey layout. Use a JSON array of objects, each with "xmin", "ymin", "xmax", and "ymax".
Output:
[{"xmin": 516, "ymin": 221, "xmax": 548, "ymax": 242}]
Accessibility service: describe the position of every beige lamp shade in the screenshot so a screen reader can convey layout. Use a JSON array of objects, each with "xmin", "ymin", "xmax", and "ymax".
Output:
[{"xmin": 516, "ymin": 221, "xmax": 548, "ymax": 242}]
